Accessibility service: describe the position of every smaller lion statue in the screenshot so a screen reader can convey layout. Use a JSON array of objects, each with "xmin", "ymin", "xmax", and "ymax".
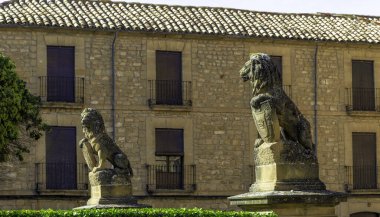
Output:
[
  {"xmin": 240, "ymin": 53, "xmax": 315, "ymax": 154},
  {"xmin": 79, "ymin": 108, "xmax": 133, "ymax": 177}
]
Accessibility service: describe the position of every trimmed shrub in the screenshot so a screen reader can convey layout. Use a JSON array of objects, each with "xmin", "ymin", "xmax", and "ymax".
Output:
[{"xmin": 0, "ymin": 208, "xmax": 277, "ymax": 217}]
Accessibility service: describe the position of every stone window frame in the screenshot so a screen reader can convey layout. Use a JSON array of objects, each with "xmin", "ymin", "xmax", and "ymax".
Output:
[
  {"xmin": 344, "ymin": 122, "xmax": 380, "ymax": 192},
  {"xmin": 146, "ymin": 39, "xmax": 192, "ymax": 109},
  {"xmin": 35, "ymin": 113, "xmax": 86, "ymax": 194},
  {"xmin": 145, "ymin": 117, "xmax": 194, "ymax": 193},
  {"xmin": 36, "ymin": 34, "xmax": 85, "ymax": 107},
  {"xmin": 343, "ymin": 49, "xmax": 380, "ymax": 113}
]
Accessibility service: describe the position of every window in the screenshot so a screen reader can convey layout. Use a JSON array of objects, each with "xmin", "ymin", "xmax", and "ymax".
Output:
[
  {"xmin": 270, "ymin": 55, "xmax": 283, "ymax": 81},
  {"xmin": 351, "ymin": 212, "xmax": 379, "ymax": 217},
  {"xmin": 156, "ymin": 51, "xmax": 182, "ymax": 105},
  {"xmin": 154, "ymin": 128, "xmax": 184, "ymax": 189},
  {"xmin": 270, "ymin": 55, "xmax": 291, "ymax": 98},
  {"xmin": 351, "ymin": 60, "xmax": 375, "ymax": 111},
  {"xmin": 145, "ymin": 118, "xmax": 196, "ymax": 193},
  {"xmin": 46, "ymin": 46, "xmax": 76, "ymax": 102},
  {"xmin": 45, "ymin": 126, "xmax": 77, "ymax": 190},
  {"xmin": 39, "ymin": 46, "xmax": 84, "ymax": 104},
  {"xmin": 148, "ymin": 51, "xmax": 192, "ymax": 107},
  {"xmin": 352, "ymin": 132, "xmax": 377, "ymax": 189}
]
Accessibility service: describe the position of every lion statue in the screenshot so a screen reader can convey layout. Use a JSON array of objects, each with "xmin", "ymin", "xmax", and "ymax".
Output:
[
  {"xmin": 240, "ymin": 53, "xmax": 315, "ymax": 154},
  {"xmin": 79, "ymin": 108, "xmax": 133, "ymax": 177}
]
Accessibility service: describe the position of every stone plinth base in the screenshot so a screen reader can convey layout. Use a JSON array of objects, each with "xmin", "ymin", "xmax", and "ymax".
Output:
[
  {"xmin": 82, "ymin": 184, "xmax": 150, "ymax": 208},
  {"xmin": 88, "ymin": 184, "xmax": 132, "ymax": 205},
  {"xmin": 251, "ymin": 163, "xmax": 326, "ymax": 192},
  {"xmin": 74, "ymin": 170, "xmax": 150, "ymax": 209},
  {"xmin": 228, "ymin": 190, "xmax": 346, "ymax": 217}
]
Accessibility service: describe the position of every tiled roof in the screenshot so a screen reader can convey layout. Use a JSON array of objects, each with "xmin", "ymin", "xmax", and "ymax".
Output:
[{"xmin": 1, "ymin": 0, "xmax": 380, "ymax": 43}]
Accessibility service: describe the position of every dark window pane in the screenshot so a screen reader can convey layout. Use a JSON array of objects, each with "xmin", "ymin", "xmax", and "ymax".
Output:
[
  {"xmin": 352, "ymin": 60, "xmax": 374, "ymax": 111},
  {"xmin": 156, "ymin": 51, "xmax": 182, "ymax": 105},
  {"xmin": 352, "ymin": 132, "xmax": 377, "ymax": 189},
  {"xmin": 45, "ymin": 126, "xmax": 77, "ymax": 189},
  {"xmin": 155, "ymin": 128, "xmax": 184, "ymax": 155},
  {"xmin": 270, "ymin": 56, "xmax": 282, "ymax": 81},
  {"xmin": 47, "ymin": 46, "xmax": 75, "ymax": 102},
  {"xmin": 351, "ymin": 212, "xmax": 379, "ymax": 217}
]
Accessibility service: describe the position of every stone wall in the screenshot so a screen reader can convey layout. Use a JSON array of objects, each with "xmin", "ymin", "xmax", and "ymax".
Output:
[{"xmin": 0, "ymin": 28, "xmax": 380, "ymax": 215}]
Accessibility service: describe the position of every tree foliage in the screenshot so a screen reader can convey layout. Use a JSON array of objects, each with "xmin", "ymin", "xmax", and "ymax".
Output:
[{"xmin": 0, "ymin": 53, "xmax": 46, "ymax": 162}]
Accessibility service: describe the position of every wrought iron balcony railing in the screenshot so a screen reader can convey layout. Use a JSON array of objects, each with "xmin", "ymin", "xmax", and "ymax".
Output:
[
  {"xmin": 35, "ymin": 163, "xmax": 88, "ymax": 191},
  {"xmin": 148, "ymin": 80, "xmax": 192, "ymax": 107},
  {"xmin": 39, "ymin": 76, "xmax": 84, "ymax": 103},
  {"xmin": 345, "ymin": 88, "xmax": 380, "ymax": 112},
  {"xmin": 344, "ymin": 165, "xmax": 379, "ymax": 191},
  {"xmin": 146, "ymin": 164, "xmax": 196, "ymax": 193}
]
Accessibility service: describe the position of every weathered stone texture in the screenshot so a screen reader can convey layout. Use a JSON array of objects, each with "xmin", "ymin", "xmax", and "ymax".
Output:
[{"xmin": 0, "ymin": 28, "xmax": 380, "ymax": 213}]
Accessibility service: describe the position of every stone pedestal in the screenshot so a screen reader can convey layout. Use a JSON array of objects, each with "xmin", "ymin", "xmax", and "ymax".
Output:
[
  {"xmin": 229, "ymin": 190, "xmax": 346, "ymax": 217},
  {"xmin": 75, "ymin": 170, "xmax": 149, "ymax": 209},
  {"xmin": 228, "ymin": 141, "xmax": 346, "ymax": 216}
]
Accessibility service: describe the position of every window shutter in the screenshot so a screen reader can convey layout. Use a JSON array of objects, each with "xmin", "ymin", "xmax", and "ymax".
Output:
[
  {"xmin": 47, "ymin": 46, "xmax": 75, "ymax": 102},
  {"xmin": 352, "ymin": 132, "xmax": 377, "ymax": 189},
  {"xmin": 45, "ymin": 126, "xmax": 77, "ymax": 189},
  {"xmin": 270, "ymin": 56, "xmax": 282, "ymax": 81},
  {"xmin": 352, "ymin": 60, "xmax": 375, "ymax": 111},
  {"xmin": 155, "ymin": 128, "xmax": 184, "ymax": 155},
  {"xmin": 155, "ymin": 51, "xmax": 183, "ymax": 105}
]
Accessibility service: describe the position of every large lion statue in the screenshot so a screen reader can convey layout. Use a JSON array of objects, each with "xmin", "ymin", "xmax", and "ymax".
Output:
[
  {"xmin": 240, "ymin": 53, "xmax": 315, "ymax": 154},
  {"xmin": 79, "ymin": 108, "xmax": 133, "ymax": 177}
]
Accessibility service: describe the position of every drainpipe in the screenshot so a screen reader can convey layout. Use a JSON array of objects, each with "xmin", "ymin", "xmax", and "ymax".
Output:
[
  {"xmin": 313, "ymin": 45, "xmax": 318, "ymax": 153},
  {"xmin": 111, "ymin": 31, "xmax": 118, "ymax": 140}
]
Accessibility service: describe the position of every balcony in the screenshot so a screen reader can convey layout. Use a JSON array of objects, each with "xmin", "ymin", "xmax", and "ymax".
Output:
[
  {"xmin": 35, "ymin": 163, "xmax": 88, "ymax": 193},
  {"xmin": 146, "ymin": 164, "xmax": 196, "ymax": 193},
  {"xmin": 148, "ymin": 80, "xmax": 192, "ymax": 107},
  {"xmin": 344, "ymin": 166, "xmax": 379, "ymax": 191},
  {"xmin": 345, "ymin": 88, "xmax": 380, "ymax": 112},
  {"xmin": 39, "ymin": 76, "xmax": 84, "ymax": 104}
]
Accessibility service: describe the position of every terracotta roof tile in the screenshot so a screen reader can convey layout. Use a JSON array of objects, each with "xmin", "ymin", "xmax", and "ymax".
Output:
[{"xmin": 1, "ymin": 0, "xmax": 380, "ymax": 43}]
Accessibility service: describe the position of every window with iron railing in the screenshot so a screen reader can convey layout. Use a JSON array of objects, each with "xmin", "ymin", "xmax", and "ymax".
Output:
[
  {"xmin": 148, "ymin": 80, "xmax": 192, "ymax": 106},
  {"xmin": 41, "ymin": 126, "xmax": 83, "ymax": 191},
  {"xmin": 148, "ymin": 51, "xmax": 192, "ymax": 107},
  {"xmin": 39, "ymin": 76, "xmax": 84, "ymax": 103},
  {"xmin": 35, "ymin": 163, "xmax": 88, "ymax": 191},
  {"xmin": 345, "ymin": 133, "xmax": 378, "ymax": 191},
  {"xmin": 146, "ymin": 128, "xmax": 196, "ymax": 193},
  {"xmin": 146, "ymin": 164, "xmax": 196, "ymax": 193},
  {"xmin": 345, "ymin": 88, "xmax": 380, "ymax": 112},
  {"xmin": 346, "ymin": 60, "xmax": 377, "ymax": 112},
  {"xmin": 42, "ymin": 46, "xmax": 84, "ymax": 103}
]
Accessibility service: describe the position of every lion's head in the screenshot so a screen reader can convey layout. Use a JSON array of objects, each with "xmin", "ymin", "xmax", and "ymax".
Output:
[
  {"xmin": 239, "ymin": 53, "xmax": 282, "ymax": 94},
  {"xmin": 81, "ymin": 108, "xmax": 106, "ymax": 136}
]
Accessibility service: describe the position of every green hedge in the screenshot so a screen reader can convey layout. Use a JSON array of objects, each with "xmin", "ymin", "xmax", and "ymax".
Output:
[{"xmin": 0, "ymin": 208, "xmax": 277, "ymax": 217}]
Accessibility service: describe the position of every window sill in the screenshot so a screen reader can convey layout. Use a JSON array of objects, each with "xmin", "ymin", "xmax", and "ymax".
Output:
[
  {"xmin": 36, "ymin": 189, "xmax": 89, "ymax": 196},
  {"xmin": 149, "ymin": 104, "xmax": 192, "ymax": 112},
  {"xmin": 147, "ymin": 188, "xmax": 196, "ymax": 196},
  {"xmin": 346, "ymin": 111, "xmax": 380, "ymax": 116},
  {"xmin": 41, "ymin": 102, "xmax": 84, "ymax": 109}
]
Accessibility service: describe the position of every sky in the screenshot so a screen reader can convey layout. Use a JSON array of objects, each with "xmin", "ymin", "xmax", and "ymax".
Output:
[{"xmin": 0, "ymin": 0, "xmax": 380, "ymax": 17}]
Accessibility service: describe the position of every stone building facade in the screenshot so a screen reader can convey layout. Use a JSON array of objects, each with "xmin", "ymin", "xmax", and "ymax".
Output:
[{"xmin": 0, "ymin": 0, "xmax": 380, "ymax": 216}]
